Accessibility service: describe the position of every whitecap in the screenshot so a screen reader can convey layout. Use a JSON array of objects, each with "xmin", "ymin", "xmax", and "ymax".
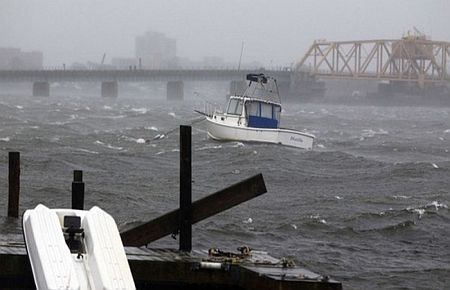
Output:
[
  {"xmin": 153, "ymin": 134, "xmax": 166, "ymax": 140},
  {"xmin": 136, "ymin": 138, "xmax": 146, "ymax": 144},
  {"xmin": 431, "ymin": 163, "xmax": 439, "ymax": 169},
  {"xmin": 171, "ymin": 148, "xmax": 180, "ymax": 152},
  {"xmin": 232, "ymin": 169, "xmax": 241, "ymax": 174},
  {"xmin": 232, "ymin": 142, "xmax": 245, "ymax": 148},
  {"xmin": 253, "ymin": 150, "xmax": 257, "ymax": 154},
  {"xmin": 309, "ymin": 214, "xmax": 327, "ymax": 224},
  {"xmin": 413, "ymin": 208, "xmax": 425, "ymax": 219},
  {"xmin": 0, "ymin": 137, "xmax": 11, "ymax": 142},
  {"xmin": 120, "ymin": 135, "xmax": 134, "ymax": 142},
  {"xmin": 145, "ymin": 126, "xmax": 159, "ymax": 131},
  {"xmin": 106, "ymin": 144, "xmax": 123, "ymax": 150},
  {"xmin": 75, "ymin": 148, "xmax": 99, "ymax": 154},
  {"xmin": 335, "ymin": 196, "xmax": 343, "ymax": 200},
  {"xmin": 16, "ymin": 105, "xmax": 23, "ymax": 110},
  {"xmin": 168, "ymin": 112, "xmax": 176, "ymax": 118},
  {"xmin": 155, "ymin": 151, "xmax": 165, "ymax": 155},
  {"xmin": 361, "ymin": 129, "xmax": 389, "ymax": 138},
  {"xmin": 316, "ymin": 144, "xmax": 325, "ymax": 149},
  {"xmin": 50, "ymin": 121, "xmax": 66, "ymax": 125},
  {"xmin": 131, "ymin": 107, "xmax": 148, "ymax": 114},
  {"xmin": 291, "ymin": 224, "xmax": 298, "ymax": 230},
  {"xmin": 94, "ymin": 140, "xmax": 123, "ymax": 150},
  {"xmin": 243, "ymin": 217, "xmax": 253, "ymax": 224},
  {"xmin": 103, "ymin": 105, "xmax": 113, "ymax": 110},
  {"xmin": 426, "ymin": 201, "xmax": 448, "ymax": 210},
  {"xmin": 393, "ymin": 195, "xmax": 411, "ymax": 199},
  {"xmin": 444, "ymin": 129, "xmax": 450, "ymax": 133},
  {"xmin": 196, "ymin": 145, "xmax": 222, "ymax": 151}
]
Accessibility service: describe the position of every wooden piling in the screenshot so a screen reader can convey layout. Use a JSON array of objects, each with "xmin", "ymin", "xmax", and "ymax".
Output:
[
  {"xmin": 8, "ymin": 152, "xmax": 20, "ymax": 218},
  {"xmin": 71, "ymin": 170, "xmax": 84, "ymax": 210},
  {"xmin": 180, "ymin": 125, "xmax": 192, "ymax": 252}
]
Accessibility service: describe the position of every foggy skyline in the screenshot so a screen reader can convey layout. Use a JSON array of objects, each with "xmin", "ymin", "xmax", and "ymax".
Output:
[{"xmin": 1, "ymin": 0, "xmax": 449, "ymax": 67}]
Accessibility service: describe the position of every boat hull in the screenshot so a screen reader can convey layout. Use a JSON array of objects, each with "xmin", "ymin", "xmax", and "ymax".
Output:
[
  {"xmin": 23, "ymin": 204, "xmax": 136, "ymax": 290},
  {"xmin": 206, "ymin": 118, "xmax": 314, "ymax": 149}
]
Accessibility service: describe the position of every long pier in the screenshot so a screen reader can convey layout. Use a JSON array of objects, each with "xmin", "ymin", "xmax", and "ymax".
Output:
[
  {"xmin": 0, "ymin": 69, "xmax": 292, "ymax": 83},
  {"xmin": 0, "ymin": 68, "xmax": 324, "ymax": 99}
]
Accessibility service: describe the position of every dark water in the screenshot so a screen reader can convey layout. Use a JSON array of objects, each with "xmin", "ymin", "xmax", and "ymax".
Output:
[{"xmin": 0, "ymin": 90, "xmax": 449, "ymax": 290}]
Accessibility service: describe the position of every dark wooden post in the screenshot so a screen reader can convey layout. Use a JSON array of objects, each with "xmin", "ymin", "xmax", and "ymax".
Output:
[
  {"xmin": 179, "ymin": 125, "xmax": 192, "ymax": 252},
  {"xmin": 8, "ymin": 152, "xmax": 20, "ymax": 218},
  {"xmin": 72, "ymin": 170, "xmax": 85, "ymax": 210}
]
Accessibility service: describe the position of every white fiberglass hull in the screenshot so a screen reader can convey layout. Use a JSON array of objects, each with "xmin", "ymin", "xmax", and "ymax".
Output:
[
  {"xmin": 206, "ymin": 118, "xmax": 314, "ymax": 149},
  {"xmin": 23, "ymin": 204, "xmax": 135, "ymax": 290}
]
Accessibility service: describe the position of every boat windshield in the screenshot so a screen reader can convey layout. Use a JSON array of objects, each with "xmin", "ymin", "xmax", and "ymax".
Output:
[
  {"xmin": 245, "ymin": 101, "xmax": 281, "ymax": 129},
  {"xmin": 227, "ymin": 98, "xmax": 244, "ymax": 115}
]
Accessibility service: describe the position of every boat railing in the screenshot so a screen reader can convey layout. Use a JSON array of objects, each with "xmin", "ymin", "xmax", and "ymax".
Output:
[{"xmin": 205, "ymin": 101, "xmax": 222, "ymax": 117}]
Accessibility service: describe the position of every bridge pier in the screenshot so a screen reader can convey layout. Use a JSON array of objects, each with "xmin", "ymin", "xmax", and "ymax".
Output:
[
  {"xmin": 101, "ymin": 81, "xmax": 118, "ymax": 98},
  {"xmin": 32, "ymin": 82, "xmax": 50, "ymax": 97},
  {"xmin": 229, "ymin": 80, "xmax": 247, "ymax": 95},
  {"xmin": 167, "ymin": 81, "xmax": 184, "ymax": 100}
]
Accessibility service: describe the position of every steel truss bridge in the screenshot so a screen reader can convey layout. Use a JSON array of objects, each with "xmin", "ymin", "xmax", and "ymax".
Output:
[{"xmin": 296, "ymin": 37, "xmax": 450, "ymax": 87}]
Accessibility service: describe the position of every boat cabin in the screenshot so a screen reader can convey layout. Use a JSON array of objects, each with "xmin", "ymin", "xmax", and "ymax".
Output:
[{"xmin": 226, "ymin": 96, "xmax": 281, "ymax": 129}]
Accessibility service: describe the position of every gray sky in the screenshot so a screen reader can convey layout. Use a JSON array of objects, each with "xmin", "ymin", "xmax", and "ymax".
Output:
[{"xmin": 1, "ymin": 0, "xmax": 449, "ymax": 67}]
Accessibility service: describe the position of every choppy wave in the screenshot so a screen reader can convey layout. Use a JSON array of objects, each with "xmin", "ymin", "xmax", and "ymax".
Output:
[
  {"xmin": 361, "ymin": 128, "xmax": 389, "ymax": 138},
  {"xmin": 74, "ymin": 148, "xmax": 99, "ymax": 154},
  {"xmin": 196, "ymin": 145, "xmax": 222, "ymax": 151},
  {"xmin": 145, "ymin": 126, "xmax": 159, "ymax": 131},
  {"xmin": 94, "ymin": 140, "xmax": 123, "ymax": 150},
  {"xmin": 130, "ymin": 107, "xmax": 148, "ymax": 114},
  {"xmin": 1, "ymin": 96, "xmax": 450, "ymax": 289}
]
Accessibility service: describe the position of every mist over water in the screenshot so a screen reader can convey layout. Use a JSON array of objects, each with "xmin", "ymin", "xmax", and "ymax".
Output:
[{"xmin": 0, "ymin": 85, "xmax": 449, "ymax": 289}]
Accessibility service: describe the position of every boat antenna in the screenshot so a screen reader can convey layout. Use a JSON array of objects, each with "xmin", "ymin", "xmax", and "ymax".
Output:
[
  {"xmin": 237, "ymin": 41, "xmax": 244, "ymax": 71},
  {"xmin": 273, "ymin": 78, "xmax": 282, "ymax": 103}
]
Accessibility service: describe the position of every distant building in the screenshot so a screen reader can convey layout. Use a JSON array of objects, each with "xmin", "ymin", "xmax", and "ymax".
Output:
[
  {"xmin": 135, "ymin": 31, "xmax": 177, "ymax": 69},
  {"xmin": 111, "ymin": 57, "xmax": 138, "ymax": 69},
  {"xmin": 0, "ymin": 48, "xmax": 43, "ymax": 70}
]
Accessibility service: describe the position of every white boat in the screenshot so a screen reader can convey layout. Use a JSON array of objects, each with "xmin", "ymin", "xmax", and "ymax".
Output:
[
  {"xmin": 22, "ymin": 204, "xmax": 136, "ymax": 290},
  {"xmin": 202, "ymin": 74, "xmax": 315, "ymax": 149}
]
